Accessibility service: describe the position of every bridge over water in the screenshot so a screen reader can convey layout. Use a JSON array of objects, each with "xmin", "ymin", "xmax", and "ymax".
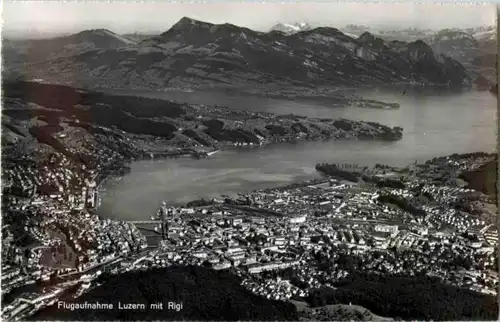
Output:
[
  {"xmin": 127, "ymin": 220, "xmax": 163, "ymax": 224},
  {"xmin": 128, "ymin": 220, "xmax": 166, "ymax": 247}
]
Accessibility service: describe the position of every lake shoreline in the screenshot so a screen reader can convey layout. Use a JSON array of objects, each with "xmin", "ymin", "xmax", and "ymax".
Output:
[{"xmin": 96, "ymin": 89, "xmax": 495, "ymax": 221}]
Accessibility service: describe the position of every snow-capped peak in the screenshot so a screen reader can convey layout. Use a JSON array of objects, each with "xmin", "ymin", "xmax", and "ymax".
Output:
[{"xmin": 270, "ymin": 22, "xmax": 312, "ymax": 35}]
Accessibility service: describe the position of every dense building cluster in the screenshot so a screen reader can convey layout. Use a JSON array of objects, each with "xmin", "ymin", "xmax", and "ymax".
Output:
[
  {"xmin": 1, "ymin": 108, "xmax": 497, "ymax": 322},
  {"xmin": 118, "ymin": 160, "xmax": 497, "ymax": 303}
]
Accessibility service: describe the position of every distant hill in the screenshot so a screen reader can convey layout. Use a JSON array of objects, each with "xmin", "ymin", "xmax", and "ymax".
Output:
[
  {"xmin": 32, "ymin": 265, "xmax": 298, "ymax": 321},
  {"xmin": 428, "ymin": 28, "xmax": 496, "ymax": 69},
  {"xmin": 338, "ymin": 25, "xmax": 496, "ymax": 84},
  {"xmin": 341, "ymin": 25, "xmax": 495, "ymax": 45},
  {"xmin": 3, "ymin": 17, "xmax": 471, "ymax": 91},
  {"xmin": 340, "ymin": 26, "xmax": 436, "ymax": 42},
  {"xmin": 426, "ymin": 28, "xmax": 497, "ymax": 82},
  {"xmin": 429, "ymin": 29, "xmax": 479, "ymax": 59},
  {"xmin": 3, "ymin": 29, "xmax": 137, "ymax": 66},
  {"xmin": 340, "ymin": 25, "xmax": 496, "ymax": 61}
]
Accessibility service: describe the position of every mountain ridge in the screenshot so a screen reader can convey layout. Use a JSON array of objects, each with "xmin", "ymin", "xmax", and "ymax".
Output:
[
  {"xmin": 3, "ymin": 17, "xmax": 473, "ymax": 91},
  {"xmin": 339, "ymin": 24, "xmax": 496, "ymax": 78},
  {"xmin": 2, "ymin": 28, "xmax": 138, "ymax": 66}
]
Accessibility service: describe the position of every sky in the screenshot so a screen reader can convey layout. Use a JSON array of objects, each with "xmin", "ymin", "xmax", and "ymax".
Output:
[{"xmin": 1, "ymin": 1, "xmax": 497, "ymax": 38}]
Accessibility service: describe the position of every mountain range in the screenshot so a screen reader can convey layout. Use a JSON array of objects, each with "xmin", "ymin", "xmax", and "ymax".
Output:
[
  {"xmin": 430, "ymin": 28, "xmax": 496, "ymax": 82},
  {"xmin": 340, "ymin": 25, "xmax": 496, "ymax": 76},
  {"xmin": 340, "ymin": 25, "xmax": 496, "ymax": 44},
  {"xmin": 3, "ymin": 17, "xmax": 478, "ymax": 91}
]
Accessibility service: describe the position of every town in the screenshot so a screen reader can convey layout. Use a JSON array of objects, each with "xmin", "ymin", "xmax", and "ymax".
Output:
[
  {"xmin": 0, "ymin": 81, "xmax": 405, "ymax": 320},
  {"xmin": 1, "ymin": 2, "xmax": 499, "ymax": 319},
  {"xmin": 2, "ymin": 145, "xmax": 498, "ymax": 319}
]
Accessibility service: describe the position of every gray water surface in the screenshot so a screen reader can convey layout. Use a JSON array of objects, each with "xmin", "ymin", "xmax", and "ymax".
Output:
[{"xmin": 98, "ymin": 89, "xmax": 496, "ymax": 221}]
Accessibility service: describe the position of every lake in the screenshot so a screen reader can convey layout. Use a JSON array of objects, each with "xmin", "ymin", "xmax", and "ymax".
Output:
[{"xmin": 98, "ymin": 88, "xmax": 497, "ymax": 221}]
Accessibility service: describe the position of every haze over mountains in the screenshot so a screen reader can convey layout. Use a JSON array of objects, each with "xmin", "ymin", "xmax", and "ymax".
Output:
[
  {"xmin": 3, "ymin": 17, "xmax": 494, "ymax": 91},
  {"xmin": 340, "ymin": 25, "xmax": 497, "ymax": 81}
]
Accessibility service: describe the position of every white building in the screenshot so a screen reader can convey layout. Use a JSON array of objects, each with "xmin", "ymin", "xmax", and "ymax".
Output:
[
  {"xmin": 290, "ymin": 215, "xmax": 307, "ymax": 224},
  {"xmin": 375, "ymin": 224, "xmax": 399, "ymax": 237}
]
